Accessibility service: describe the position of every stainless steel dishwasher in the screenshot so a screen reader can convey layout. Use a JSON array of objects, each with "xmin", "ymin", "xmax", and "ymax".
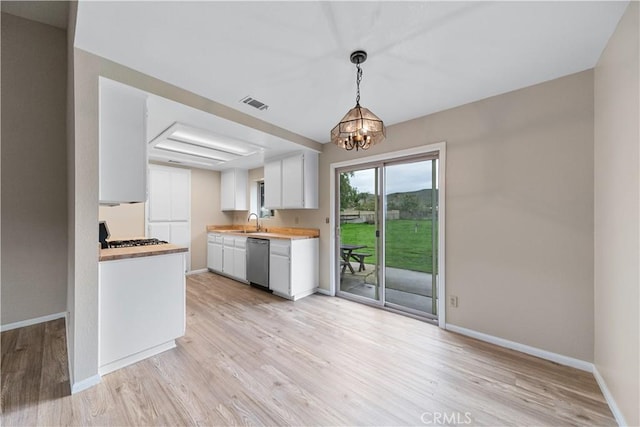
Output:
[{"xmin": 246, "ymin": 238, "xmax": 270, "ymax": 291}]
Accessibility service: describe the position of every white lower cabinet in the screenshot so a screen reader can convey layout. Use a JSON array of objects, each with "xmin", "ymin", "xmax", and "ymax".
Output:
[
  {"xmin": 269, "ymin": 241, "xmax": 290, "ymax": 296},
  {"xmin": 99, "ymin": 252, "xmax": 185, "ymax": 375},
  {"xmin": 208, "ymin": 233, "xmax": 246, "ymax": 282},
  {"xmin": 233, "ymin": 238, "xmax": 247, "ymax": 281},
  {"xmin": 222, "ymin": 236, "xmax": 235, "ymax": 276},
  {"xmin": 269, "ymin": 238, "xmax": 318, "ymax": 300},
  {"xmin": 207, "ymin": 233, "xmax": 318, "ymax": 300},
  {"xmin": 207, "ymin": 233, "xmax": 223, "ymax": 272}
]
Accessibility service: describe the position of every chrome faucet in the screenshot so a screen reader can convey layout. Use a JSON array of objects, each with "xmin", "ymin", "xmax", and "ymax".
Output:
[{"xmin": 248, "ymin": 213, "xmax": 260, "ymax": 232}]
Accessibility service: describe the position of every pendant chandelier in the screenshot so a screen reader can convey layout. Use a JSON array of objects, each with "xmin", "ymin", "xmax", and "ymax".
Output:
[{"xmin": 331, "ymin": 50, "xmax": 386, "ymax": 151}]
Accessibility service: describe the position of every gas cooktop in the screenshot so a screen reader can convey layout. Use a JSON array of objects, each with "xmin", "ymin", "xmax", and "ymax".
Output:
[{"xmin": 107, "ymin": 238, "xmax": 168, "ymax": 249}]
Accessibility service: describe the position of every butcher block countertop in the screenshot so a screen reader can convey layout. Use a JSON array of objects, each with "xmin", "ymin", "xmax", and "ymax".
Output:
[
  {"xmin": 206, "ymin": 225, "xmax": 319, "ymax": 240},
  {"xmin": 99, "ymin": 244, "xmax": 188, "ymax": 262}
]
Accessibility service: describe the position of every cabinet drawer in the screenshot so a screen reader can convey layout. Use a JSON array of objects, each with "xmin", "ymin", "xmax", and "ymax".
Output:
[
  {"xmin": 235, "ymin": 237, "xmax": 247, "ymax": 249},
  {"xmin": 270, "ymin": 240, "xmax": 290, "ymax": 257},
  {"xmin": 207, "ymin": 233, "xmax": 223, "ymax": 244}
]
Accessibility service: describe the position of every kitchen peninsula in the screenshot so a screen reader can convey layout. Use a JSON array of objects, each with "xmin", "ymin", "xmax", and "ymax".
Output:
[{"xmin": 98, "ymin": 242, "xmax": 188, "ymax": 376}]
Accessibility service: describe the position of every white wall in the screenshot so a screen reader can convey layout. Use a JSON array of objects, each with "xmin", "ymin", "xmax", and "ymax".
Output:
[
  {"xmin": 1, "ymin": 13, "xmax": 68, "ymax": 326},
  {"xmin": 594, "ymin": 2, "xmax": 640, "ymax": 425}
]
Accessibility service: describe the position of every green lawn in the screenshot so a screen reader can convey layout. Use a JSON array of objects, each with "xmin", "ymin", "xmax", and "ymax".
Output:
[{"xmin": 340, "ymin": 219, "xmax": 437, "ymax": 273}]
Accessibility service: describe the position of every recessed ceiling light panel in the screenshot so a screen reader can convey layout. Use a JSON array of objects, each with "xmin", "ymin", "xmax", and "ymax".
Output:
[
  {"xmin": 148, "ymin": 122, "xmax": 262, "ymax": 166},
  {"xmin": 155, "ymin": 140, "xmax": 239, "ymax": 162}
]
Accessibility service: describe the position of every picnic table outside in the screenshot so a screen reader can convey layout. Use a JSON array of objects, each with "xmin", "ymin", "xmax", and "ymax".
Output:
[{"xmin": 340, "ymin": 244, "xmax": 372, "ymax": 274}]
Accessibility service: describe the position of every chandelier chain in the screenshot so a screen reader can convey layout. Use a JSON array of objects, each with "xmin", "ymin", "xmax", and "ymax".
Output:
[{"xmin": 355, "ymin": 63, "xmax": 362, "ymax": 106}]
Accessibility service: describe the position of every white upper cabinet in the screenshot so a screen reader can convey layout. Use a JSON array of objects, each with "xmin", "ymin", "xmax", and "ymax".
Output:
[
  {"xmin": 99, "ymin": 78, "xmax": 148, "ymax": 204},
  {"xmin": 264, "ymin": 151, "xmax": 318, "ymax": 209},
  {"xmin": 264, "ymin": 160, "xmax": 282, "ymax": 209},
  {"xmin": 148, "ymin": 165, "xmax": 190, "ymax": 222},
  {"xmin": 170, "ymin": 171, "xmax": 190, "ymax": 220},
  {"xmin": 221, "ymin": 168, "xmax": 248, "ymax": 211},
  {"xmin": 281, "ymin": 154, "xmax": 304, "ymax": 208},
  {"xmin": 148, "ymin": 168, "xmax": 172, "ymax": 221}
]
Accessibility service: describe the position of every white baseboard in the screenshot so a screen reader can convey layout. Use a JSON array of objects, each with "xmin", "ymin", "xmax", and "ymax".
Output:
[
  {"xmin": 1, "ymin": 311, "xmax": 67, "ymax": 332},
  {"xmin": 71, "ymin": 374, "xmax": 101, "ymax": 394},
  {"xmin": 445, "ymin": 323, "xmax": 593, "ymax": 372},
  {"xmin": 315, "ymin": 288, "xmax": 333, "ymax": 296},
  {"xmin": 593, "ymin": 365, "xmax": 627, "ymax": 427},
  {"xmin": 64, "ymin": 312, "xmax": 73, "ymax": 389},
  {"xmin": 186, "ymin": 268, "xmax": 208, "ymax": 275},
  {"xmin": 98, "ymin": 340, "xmax": 176, "ymax": 377}
]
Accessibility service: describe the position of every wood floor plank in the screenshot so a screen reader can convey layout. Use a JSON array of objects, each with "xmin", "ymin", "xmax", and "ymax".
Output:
[{"xmin": 1, "ymin": 272, "xmax": 617, "ymax": 426}]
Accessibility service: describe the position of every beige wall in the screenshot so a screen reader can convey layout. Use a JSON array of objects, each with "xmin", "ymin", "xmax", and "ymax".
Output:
[
  {"xmin": 98, "ymin": 203, "xmax": 145, "ymax": 239},
  {"xmin": 1, "ymin": 13, "xmax": 68, "ymax": 325},
  {"xmin": 594, "ymin": 2, "xmax": 640, "ymax": 425},
  {"xmin": 318, "ymin": 70, "xmax": 596, "ymax": 362},
  {"xmin": 66, "ymin": 0, "xmax": 77, "ymax": 384}
]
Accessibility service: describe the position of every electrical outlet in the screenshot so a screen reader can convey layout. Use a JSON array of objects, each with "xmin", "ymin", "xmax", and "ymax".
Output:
[
  {"xmin": 326, "ymin": 217, "xmax": 330, "ymax": 224},
  {"xmin": 449, "ymin": 296, "xmax": 458, "ymax": 308}
]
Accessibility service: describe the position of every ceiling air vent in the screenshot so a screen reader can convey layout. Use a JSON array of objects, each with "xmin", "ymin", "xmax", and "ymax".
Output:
[{"xmin": 240, "ymin": 96, "xmax": 269, "ymax": 111}]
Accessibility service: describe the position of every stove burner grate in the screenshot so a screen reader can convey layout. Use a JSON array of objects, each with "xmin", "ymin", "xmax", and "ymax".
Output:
[{"xmin": 108, "ymin": 238, "xmax": 168, "ymax": 248}]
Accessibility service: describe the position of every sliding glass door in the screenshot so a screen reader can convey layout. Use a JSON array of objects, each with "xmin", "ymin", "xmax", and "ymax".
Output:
[
  {"xmin": 384, "ymin": 158, "xmax": 438, "ymax": 317},
  {"xmin": 337, "ymin": 167, "xmax": 380, "ymax": 303},
  {"xmin": 336, "ymin": 154, "xmax": 439, "ymax": 320}
]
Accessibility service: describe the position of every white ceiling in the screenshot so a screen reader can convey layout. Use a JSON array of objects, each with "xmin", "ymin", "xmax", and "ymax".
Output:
[
  {"xmin": 76, "ymin": 1, "xmax": 627, "ymax": 146},
  {"xmin": 146, "ymin": 91, "xmax": 309, "ymax": 170}
]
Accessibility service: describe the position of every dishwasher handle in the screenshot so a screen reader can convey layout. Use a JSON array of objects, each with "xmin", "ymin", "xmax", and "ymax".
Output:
[{"xmin": 248, "ymin": 238, "xmax": 269, "ymax": 245}]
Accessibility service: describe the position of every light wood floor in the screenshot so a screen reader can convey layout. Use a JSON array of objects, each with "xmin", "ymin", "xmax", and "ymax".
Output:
[{"xmin": 2, "ymin": 272, "xmax": 615, "ymax": 426}]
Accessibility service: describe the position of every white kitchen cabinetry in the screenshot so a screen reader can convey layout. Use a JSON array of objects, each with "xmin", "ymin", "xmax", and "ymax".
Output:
[
  {"xmin": 263, "ymin": 160, "xmax": 281, "ymax": 210},
  {"xmin": 222, "ymin": 236, "xmax": 235, "ymax": 276},
  {"xmin": 269, "ymin": 238, "xmax": 319, "ymax": 300},
  {"xmin": 99, "ymin": 77, "xmax": 148, "ymax": 204},
  {"xmin": 264, "ymin": 151, "xmax": 318, "ymax": 209},
  {"xmin": 148, "ymin": 166, "xmax": 190, "ymax": 222},
  {"xmin": 221, "ymin": 168, "xmax": 248, "ymax": 211},
  {"xmin": 233, "ymin": 237, "xmax": 247, "ymax": 281},
  {"xmin": 209, "ymin": 233, "xmax": 246, "ymax": 281},
  {"xmin": 99, "ymin": 252, "xmax": 185, "ymax": 375},
  {"xmin": 148, "ymin": 165, "xmax": 191, "ymax": 271},
  {"xmin": 207, "ymin": 233, "xmax": 223, "ymax": 272}
]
